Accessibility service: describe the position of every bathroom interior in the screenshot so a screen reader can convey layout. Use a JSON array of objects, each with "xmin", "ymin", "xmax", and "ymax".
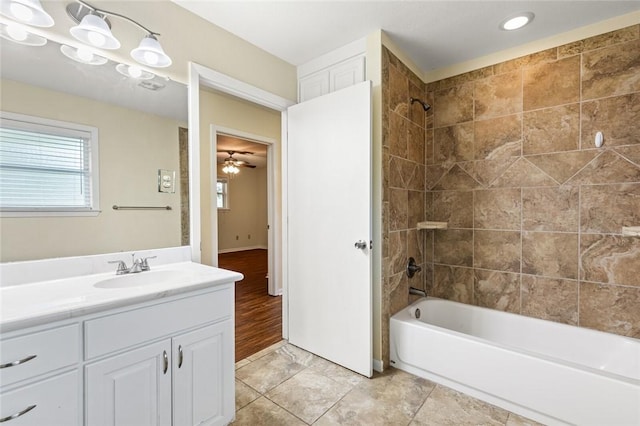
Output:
[{"xmin": 0, "ymin": 1, "xmax": 639, "ymax": 425}]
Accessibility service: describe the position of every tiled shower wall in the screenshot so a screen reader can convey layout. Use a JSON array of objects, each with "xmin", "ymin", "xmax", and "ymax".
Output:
[{"xmin": 382, "ymin": 24, "xmax": 640, "ymax": 365}]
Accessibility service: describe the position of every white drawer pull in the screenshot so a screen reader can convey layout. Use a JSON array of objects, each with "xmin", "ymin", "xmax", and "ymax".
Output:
[
  {"xmin": 0, "ymin": 404, "xmax": 36, "ymax": 422},
  {"xmin": 0, "ymin": 355, "xmax": 37, "ymax": 369}
]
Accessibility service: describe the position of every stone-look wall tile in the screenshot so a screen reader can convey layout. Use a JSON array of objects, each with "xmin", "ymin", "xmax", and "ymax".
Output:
[
  {"xmin": 474, "ymin": 114, "xmax": 522, "ymax": 160},
  {"xmin": 581, "ymin": 234, "xmax": 640, "ymax": 287},
  {"xmin": 582, "ymin": 39, "xmax": 640, "ymax": 100},
  {"xmin": 408, "ymin": 190, "xmax": 424, "ymax": 229},
  {"xmin": 433, "ymin": 165, "xmax": 482, "ymax": 190},
  {"xmin": 389, "ymin": 272, "xmax": 409, "ymax": 316},
  {"xmin": 522, "ymin": 186, "xmax": 579, "ymax": 232},
  {"xmin": 389, "ymin": 64, "xmax": 409, "ymax": 117},
  {"xmin": 522, "ymin": 232, "xmax": 578, "ymax": 279},
  {"xmin": 567, "ymin": 150, "xmax": 640, "ymax": 185},
  {"xmin": 436, "ymin": 66, "xmax": 494, "ymax": 91},
  {"xmin": 425, "ymin": 164, "xmax": 450, "ymax": 190},
  {"xmin": 460, "ymin": 157, "xmax": 518, "ymax": 188},
  {"xmin": 580, "ymin": 183, "xmax": 640, "ymax": 234},
  {"xmin": 407, "ymin": 122, "xmax": 425, "ymax": 164},
  {"xmin": 494, "ymin": 48, "xmax": 557, "ymax": 74},
  {"xmin": 389, "ymin": 188, "xmax": 408, "ymax": 231},
  {"xmin": 615, "ymin": 145, "xmax": 640, "ymax": 167},
  {"xmin": 474, "ymin": 71, "xmax": 523, "ymax": 120},
  {"xmin": 434, "ymin": 83, "xmax": 474, "ymax": 128},
  {"xmin": 474, "ymin": 230, "xmax": 521, "ymax": 272},
  {"xmin": 434, "ymin": 229, "xmax": 473, "ymax": 267},
  {"xmin": 490, "ymin": 158, "xmax": 558, "ymax": 188},
  {"xmin": 388, "ymin": 156, "xmax": 402, "ymax": 189},
  {"xmin": 409, "ymin": 82, "xmax": 426, "ymax": 128},
  {"xmin": 389, "ymin": 230, "xmax": 407, "ymax": 275},
  {"xmin": 523, "ymin": 104, "xmax": 580, "ymax": 155},
  {"xmin": 407, "ymin": 229, "xmax": 424, "ymax": 264},
  {"xmin": 521, "ymin": 275, "xmax": 578, "ymax": 325},
  {"xmin": 434, "ymin": 123, "xmax": 474, "ymax": 166},
  {"xmin": 523, "ymin": 56, "xmax": 580, "ymax": 111},
  {"xmin": 558, "ymin": 25, "xmax": 639, "ymax": 57},
  {"xmin": 390, "ymin": 157, "xmax": 419, "ymax": 189},
  {"xmin": 526, "ymin": 151, "xmax": 599, "ymax": 184},
  {"xmin": 424, "ymin": 91, "xmax": 435, "ymax": 130},
  {"xmin": 580, "ymin": 282, "xmax": 640, "ymax": 338},
  {"xmin": 423, "ymin": 230, "xmax": 434, "ymax": 263},
  {"xmin": 431, "ymin": 265, "xmax": 474, "ymax": 304},
  {"xmin": 389, "ymin": 112, "xmax": 407, "ymax": 156},
  {"xmin": 432, "ymin": 191, "xmax": 473, "ymax": 229},
  {"xmin": 407, "ymin": 164, "xmax": 425, "ymax": 192},
  {"xmin": 581, "ymin": 93, "xmax": 640, "ymax": 148},
  {"xmin": 474, "ymin": 188, "xmax": 521, "ymax": 230},
  {"xmin": 425, "ymin": 129, "xmax": 435, "ymax": 165},
  {"xmin": 474, "ymin": 270, "xmax": 520, "ymax": 313}
]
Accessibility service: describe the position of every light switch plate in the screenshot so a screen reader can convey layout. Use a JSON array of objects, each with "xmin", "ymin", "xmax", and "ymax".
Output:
[{"xmin": 158, "ymin": 169, "xmax": 176, "ymax": 193}]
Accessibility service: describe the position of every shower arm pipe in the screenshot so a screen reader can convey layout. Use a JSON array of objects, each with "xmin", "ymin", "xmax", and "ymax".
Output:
[{"xmin": 75, "ymin": 0, "xmax": 161, "ymax": 36}]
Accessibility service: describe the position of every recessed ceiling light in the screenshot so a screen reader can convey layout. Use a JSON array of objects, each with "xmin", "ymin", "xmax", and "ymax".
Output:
[{"xmin": 500, "ymin": 12, "xmax": 534, "ymax": 31}]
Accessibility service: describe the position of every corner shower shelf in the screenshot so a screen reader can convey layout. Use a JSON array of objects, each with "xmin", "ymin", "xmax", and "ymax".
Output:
[
  {"xmin": 622, "ymin": 226, "xmax": 640, "ymax": 237},
  {"xmin": 417, "ymin": 221, "xmax": 448, "ymax": 230}
]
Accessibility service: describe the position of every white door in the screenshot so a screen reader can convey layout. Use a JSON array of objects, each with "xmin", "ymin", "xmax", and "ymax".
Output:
[
  {"xmin": 173, "ymin": 321, "xmax": 234, "ymax": 426},
  {"xmin": 287, "ymin": 81, "xmax": 372, "ymax": 377},
  {"xmin": 86, "ymin": 340, "xmax": 172, "ymax": 426}
]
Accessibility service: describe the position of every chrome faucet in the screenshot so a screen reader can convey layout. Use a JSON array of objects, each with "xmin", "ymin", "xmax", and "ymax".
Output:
[{"xmin": 108, "ymin": 254, "xmax": 157, "ymax": 275}]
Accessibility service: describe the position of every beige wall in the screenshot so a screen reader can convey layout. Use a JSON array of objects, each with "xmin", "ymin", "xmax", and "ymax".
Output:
[
  {"xmin": 382, "ymin": 24, "xmax": 640, "ymax": 367},
  {"xmin": 217, "ymin": 166, "xmax": 268, "ymax": 251},
  {"xmin": 199, "ymin": 90, "xmax": 281, "ymax": 266},
  {"xmin": 0, "ymin": 79, "xmax": 184, "ymax": 261}
]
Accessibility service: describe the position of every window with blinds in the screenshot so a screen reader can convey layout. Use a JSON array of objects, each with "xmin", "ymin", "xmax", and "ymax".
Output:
[{"xmin": 0, "ymin": 112, "xmax": 99, "ymax": 216}]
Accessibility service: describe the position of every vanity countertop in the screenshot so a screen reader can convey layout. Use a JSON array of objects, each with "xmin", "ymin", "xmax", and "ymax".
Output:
[{"xmin": 0, "ymin": 262, "xmax": 243, "ymax": 333}]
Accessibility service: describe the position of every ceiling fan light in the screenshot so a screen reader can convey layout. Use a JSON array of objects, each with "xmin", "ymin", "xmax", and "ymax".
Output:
[
  {"xmin": 1, "ymin": 0, "xmax": 54, "ymax": 27},
  {"xmin": 0, "ymin": 22, "xmax": 46, "ymax": 46},
  {"xmin": 70, "ymin": 13, "xmax": 120, "ymax": 49},
  {"xmin": 131, "ymin": 34, "xmax": 172, "ymax": 68}
]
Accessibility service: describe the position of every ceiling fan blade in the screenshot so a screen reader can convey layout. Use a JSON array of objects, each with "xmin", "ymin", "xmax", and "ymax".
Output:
[{"xmin": 216, "ymin": 150, "xmax": 254, "ymax": 155}]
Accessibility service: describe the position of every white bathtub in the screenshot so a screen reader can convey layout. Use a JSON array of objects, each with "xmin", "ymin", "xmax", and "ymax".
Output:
[{"xmin": 390, "ymin": 297, "xmax": 640, "ymax": 426}]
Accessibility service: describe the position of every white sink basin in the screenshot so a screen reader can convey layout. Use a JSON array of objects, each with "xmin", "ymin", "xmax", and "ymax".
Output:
[{"xmin": 94, "ymin": 270, "xmax": 186, "ymax": 289}]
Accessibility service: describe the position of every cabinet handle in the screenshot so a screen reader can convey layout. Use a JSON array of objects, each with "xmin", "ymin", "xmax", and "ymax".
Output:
[
  {"xmin": 178, "ymin": 345, "xmax": 183, "ymax": 368},
  {"xmin": 0, "ymin": 404, "xmax": 36, "ymax": 422},
  {"xmin": 0, "ymin": 355, "xmax": 37, "ymax": 369},
  {"xmin": 162, "ymin": 350, "xmax": 168, "ymax": 375}
]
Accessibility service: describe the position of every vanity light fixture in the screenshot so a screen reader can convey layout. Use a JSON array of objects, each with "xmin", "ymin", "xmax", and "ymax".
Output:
[
  {"xmin": 66, "ymin": 0, "xmax": 172, "ymax": 68},
  {"xmin": 116, "ymin": 63, "xmax": 155, "ymax": 80},
  {"xmin": 60, "ymin": 44, "xmax": 107, "ymax": 65},
  {"xmin": 0, "ymin": 21, "xmax": 46, "ymax": 46},
  {"xmin": 0, "ymin": 0, "xmax": 54, "ymax": 27},
  {"xmin": 499, "ymin": 12, "xmax": 534, "ymax": 31}
]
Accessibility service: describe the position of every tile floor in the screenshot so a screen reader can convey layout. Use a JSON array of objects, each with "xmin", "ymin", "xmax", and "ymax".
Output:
[{"xmin": 232, "ymin": 341, "xmax": 543, "ymax": 425}]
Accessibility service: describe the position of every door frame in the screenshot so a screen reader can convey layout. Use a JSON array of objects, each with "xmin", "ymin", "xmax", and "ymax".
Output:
[
  {"xmin": 210, "ymin": 126, "xmax": 278, "ymax": 295},
  {"xmin": 188, "ymin": 62, "xmax": 294, "ymax": 336}
]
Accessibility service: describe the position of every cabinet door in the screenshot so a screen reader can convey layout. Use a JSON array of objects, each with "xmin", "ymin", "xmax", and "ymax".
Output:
[
  {"xmin": 173, "ymin": 321, "xmax": 234, "ymax": 426},
  {"xmin": 299, "ymin": 72, "xmax": 329, "ymax": 102},
  {"xmin": 329, "ymin": 56, "xmax": 365, "ymax": 92},
  {"xmin": 86, "ymin": 340, "xmax": 171, "ymax": 426}
]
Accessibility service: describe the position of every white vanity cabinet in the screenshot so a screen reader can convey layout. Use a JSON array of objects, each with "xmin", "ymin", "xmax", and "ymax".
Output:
[{"xmin": 84, "ymin": 284, "xmax": 235, "ymax": 426}]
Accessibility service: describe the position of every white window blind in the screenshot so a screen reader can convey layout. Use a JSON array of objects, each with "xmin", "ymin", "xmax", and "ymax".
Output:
[{"xmin": 0, "ymin": 112, "xmax": 99, "ymax": 215}]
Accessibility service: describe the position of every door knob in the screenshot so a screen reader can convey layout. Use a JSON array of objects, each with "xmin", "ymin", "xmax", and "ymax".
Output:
[{"xmin": 354, "ymin": 240, "xmax": 367, "ymax": 250}]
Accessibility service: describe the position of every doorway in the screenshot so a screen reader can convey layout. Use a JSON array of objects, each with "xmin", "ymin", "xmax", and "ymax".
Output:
[{"xmin": 212, "ymin": 130, "xmax": 282, "ymax": 361}]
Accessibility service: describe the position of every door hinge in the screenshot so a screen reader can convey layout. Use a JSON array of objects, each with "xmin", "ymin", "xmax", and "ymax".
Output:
[{"xmin": 370, "ymin": 240, "xmax": 373, "ymax": 250}]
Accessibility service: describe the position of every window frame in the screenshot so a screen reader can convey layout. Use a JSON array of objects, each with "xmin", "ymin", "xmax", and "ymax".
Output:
[
  {"xmin": 0, "ymin": 111, "xmax": 100, "ymax": 217},
  {"xmin": 216, "ymin": 177, "xmax": 230, "ymax": 210}
]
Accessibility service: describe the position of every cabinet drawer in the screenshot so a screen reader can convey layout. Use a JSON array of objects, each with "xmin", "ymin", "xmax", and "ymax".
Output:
[
  {"xmin": 0, "ymin": 371, "xmax": 80, "ymax": 426},
  {"xmin": 85, "ymin": 287, "xmax": 232, "ymax": 359},
  {"xmin": 0, "ymin": 324, "xmax": 79, "ymax": 387}
]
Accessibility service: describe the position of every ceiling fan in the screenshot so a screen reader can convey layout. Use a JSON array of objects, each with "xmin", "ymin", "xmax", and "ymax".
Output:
[{"xmin": 218, "ymin": 150, "xmax": 256, "ymax": 174}]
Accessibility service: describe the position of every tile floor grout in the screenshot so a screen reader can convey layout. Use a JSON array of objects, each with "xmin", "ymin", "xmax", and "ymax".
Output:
[{"xmin": 232, "ymin": 340, "xmax": 544, "ymax": 426}]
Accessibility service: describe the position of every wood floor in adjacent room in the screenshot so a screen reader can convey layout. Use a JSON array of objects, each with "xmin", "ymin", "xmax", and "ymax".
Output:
[{"xmin": 218, "ymin": 249, "xmax": 282, "ymax": 362}]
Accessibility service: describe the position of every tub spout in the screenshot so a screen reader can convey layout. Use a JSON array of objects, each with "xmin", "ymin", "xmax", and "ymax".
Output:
[{"xmin": 409, "ymin": 287, "xmax": 427, "ymax": 297}]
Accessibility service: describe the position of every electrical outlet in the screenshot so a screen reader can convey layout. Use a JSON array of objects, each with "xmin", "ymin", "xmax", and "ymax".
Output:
[{"xmin": 158, "ymin": 169, "xmax": 175, "ymax": 193}]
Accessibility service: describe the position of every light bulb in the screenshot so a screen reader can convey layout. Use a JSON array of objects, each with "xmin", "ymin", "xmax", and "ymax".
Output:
[
  {"xmin": 6, "ymin": 23, "xmax": 27, "ymax": 41},
  {"xmin": 127, "ymin": 65, "xmax": 142, "ymax": 78},
  {"xmin": 87, "ymin": 31, "xmax": 106, "ymax": 47},
  {"xmin": 76, "ymin": 46, "xmax": 94, "ymax": 62},
  {"xmin": 143, "ymin": 51, "xmax": 159, "ymax": 66},
  {"xmin": 10, "ymin": 2, "xmax": 33, "ymax": 22}
]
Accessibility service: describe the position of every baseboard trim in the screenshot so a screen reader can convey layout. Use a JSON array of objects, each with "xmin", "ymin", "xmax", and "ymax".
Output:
[
  {"xmin": 373, "ymin": 358, "xmax": 384, "ymax": 373},
  {"xmin": 218, "ymin": 245, "xmax": 268, "ymax": 254}
]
